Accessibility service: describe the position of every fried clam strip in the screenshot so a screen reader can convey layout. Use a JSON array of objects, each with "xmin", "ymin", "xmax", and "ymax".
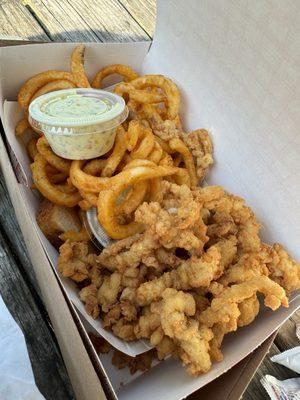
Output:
[
  {"xmin": 99, "ymin": 231, "xmax": 159, "ymax": 273},
  {"xmin": 218, "ymin": 246, "xmax": 271, "ymax": 286},
  {"xmin": 266, "ymin": 243, "xmax": 300, "ymax": 294},
  {"xmin": 58, "ymin": 241, "xmax": 99, "ymax": 283},
  {"xmin": 18, "ymin": 70, "xmax": 77, "ymax": 109},
  {"xmin": 195, "ymin": 187, "xmax": 261, "ymax": 254},
  {"xmin": 160, "ymin": 289, "xmax": 213, "ymax": 376},
  {"xmin": 136, "ymin": 245, "xmax": 221, "ymax": 306},
  {"xmin": 135, "ymin": 181, "xmax": 208, "ymax": 253},
  {"xmin": 214, "ymin": 235, "xmax": 238, "ymax": 268},
  {"xmin": 237, "ymin": 294, "xmax": 260, "ymax": 328},
  {"xmin": 101, "ymin": 301, "xmax": 138, "ymax": 341},
  {"xmin": 97, "ymin": 181, "xmax": 207, "ymax": 272},
  {"xmin": 153, "ymin": 120, "xmax": 213, "ymax": 182},
  {"xmin": 198, "ymin": 276, "xmax": 288, "ymax": 361},
  {"xmin": 70, "ymin": 44, "xmax": 90, "ymax": 87},
  {"xmin": 112, "ymin": 349, "xmax": 156, "ymax": 374},
  {"xmin": 97, "ymin": 272, "xmax": 122, "ymax": 312},
  {"xmin": 183, "ymin": 129, "xmax": 213, "ymax": 182},
  {"xmin": 79, "ymin": 268, "xmax": 141, "ymax": 322},
  {"xmin": 31, "ymin": 154, "xmax": 82, "ymax": 207}
]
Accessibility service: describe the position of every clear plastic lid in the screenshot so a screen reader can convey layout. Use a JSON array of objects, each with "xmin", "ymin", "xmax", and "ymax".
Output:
[{"xmin": 28, "ymin": 88, "xmax": 128, "ymax": 135}]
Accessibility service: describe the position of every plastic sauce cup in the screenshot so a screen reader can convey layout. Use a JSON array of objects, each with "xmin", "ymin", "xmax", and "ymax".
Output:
[{"xmin": 28, "ymin": 88, "xmax": 128, "ymax": 160}]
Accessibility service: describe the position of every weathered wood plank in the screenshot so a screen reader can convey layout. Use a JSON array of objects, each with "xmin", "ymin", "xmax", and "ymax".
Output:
[
  {"xmin": 0, "ymin": 223, "xmax": 74, "ymax": 400},
  {"xmin": 242, "ymin": 342, "xmax": 299, "ymax": 400},
  {"xmin": 0, "ymin": 171, "xmax": 41, "ymax": 296},
  {"xmin": 118, "ymin": 0, "xmax": 156, "ymax": 38},
  {"xmin": 65, "ymin": 0, "xmax": 151, "ymax": 42},
  {"xmin": 0, "ymin": 1, "xmax": 48, "ymax": 41},
  {"xmin": 275, "ymin": 311, "xmax": 300, "ymax": 351},
  {"xmin": 23, "ymin": 0, "xmax": 100, "ymax": 42}
]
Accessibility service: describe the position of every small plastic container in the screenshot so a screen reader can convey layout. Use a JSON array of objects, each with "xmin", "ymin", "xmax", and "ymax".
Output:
[{"xmin": 28, "ymin": 88, "xmax": 128, "ymax": 160}]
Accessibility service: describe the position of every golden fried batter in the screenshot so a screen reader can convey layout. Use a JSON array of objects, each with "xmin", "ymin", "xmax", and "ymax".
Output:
[{"xmin": 58, "ymin": 240, "xmax": 98, "ymax": 282}]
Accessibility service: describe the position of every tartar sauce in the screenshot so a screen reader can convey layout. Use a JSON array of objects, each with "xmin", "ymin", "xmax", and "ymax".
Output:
[{"xmin": 29, "ymin": 88, "xmax": 128, "ymax": 160}]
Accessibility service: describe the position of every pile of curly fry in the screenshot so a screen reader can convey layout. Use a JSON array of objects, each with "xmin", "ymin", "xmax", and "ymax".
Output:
[
  {"xmin": 16, "ymin": 44, "xmax": 212, "ymax": 241},
  {"xmin": 16, "ymin": 45, "xmax": 300, "ymax": 376}
]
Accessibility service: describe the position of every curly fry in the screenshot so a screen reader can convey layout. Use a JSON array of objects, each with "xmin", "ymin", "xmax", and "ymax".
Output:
[
  {"xmin": 169, "ymin": 138, "xmax": 198, "ymax": 187},
  {"xmin": 18, "ymin": 70, "xmax": 76, "ymax": 109},
  {"xmin": 83, "ymin": 159, "xmax": 107, "ymax": 176},
  {"xmin": 30, "ymin": 80, "xmax": 76, "ymax": 102},
  {"xmin": 31, "ymin": 154, "xmax": 81, "ymax": 207},
  {"xmin": 98, "ymin": 165, "xmax": 184, "ymax": 239},
  {"xmin": 36, "ymin": 136, "xmax": 71, "ymax": 173},
  {"xmin": 115, "ymin": 82, "xmax": 165, "ymax": 104},
  {"xmin": 101, "ymin": 126, "xmax": 127, "ymax": 177},
  {"xmin": 26, "ymin": 137, "xmax": 38, "ymax": 160},
  {"xmin": 70, "ymin": 44, "xmax": 90, "ymax": 88},
  {"xmin": 130, "ymin": 75, "xmax": 180, "ymax": 119},
  {"xmin": 15, "ymin": 118, "xmax": 30, "ymax": 137},
  {"xmin": 129, "ymin": 120, "xmax": 155, "ymax": 159},
  {"xmin": 92, "ymin": 64, "xmax": 139, "ymax": 89}
]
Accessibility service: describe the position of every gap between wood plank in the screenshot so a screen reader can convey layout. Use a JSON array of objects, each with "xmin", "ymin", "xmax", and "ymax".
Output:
[
  {"xmin": 23, "ymin": 3, "xmax": 55, "ymax": 41},
  {"xmin": 116, "ymin": 0, "xmax": 152, "ymax": 39}
]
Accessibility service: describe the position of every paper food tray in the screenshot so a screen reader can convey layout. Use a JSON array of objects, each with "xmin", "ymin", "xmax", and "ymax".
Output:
[{"xmin": 1, "ymin": 0, "xmax": 300, "ymax": 398}]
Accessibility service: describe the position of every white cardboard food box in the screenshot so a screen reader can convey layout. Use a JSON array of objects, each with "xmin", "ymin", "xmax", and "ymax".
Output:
[{"xmin": 0, "ymin": 0, "xmax": 300, "ymax": 399}]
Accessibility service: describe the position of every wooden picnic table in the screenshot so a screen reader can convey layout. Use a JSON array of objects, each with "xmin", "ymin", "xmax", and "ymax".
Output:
[{"xmin": 0, "ymin": 1, "xmax": 299, "ymax": 399}]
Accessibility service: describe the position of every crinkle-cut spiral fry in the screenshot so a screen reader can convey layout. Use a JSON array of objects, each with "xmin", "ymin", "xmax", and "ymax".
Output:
[
  {"xmin": 169, "ymin": 137, "xmax": 198, "ymax": 187},
  {"xmin": 101, "ymin": 126, "xmax": 127, "ymax": 177},
  {"xmin": 15, "ymin": 118, "xmax": 31, "ymax": 137},
  {"xmin": 97, "ymin": 165, "xmax": 186, "ymax": 239},
  {"xmin": 18, "ymin": 70, "xmax": 77, "ymax": 109},
  {"xmin": 31, "ymin": 154, "xmax": 81, "ymax": 207},
  {"xmin": 70, "ymin": 44, "xmax": 90, "ymax": 88},
  {"xmin": 30, "ymin": 80, "xmax": 76, "ymax": 102},
  {"xmin": 36, "ymin": 136, "xmax": 71, "ymax": 173},
  {"xmin": 92, "ymin": 64, "xmax": 139, "ymax": 89},
  {"xmin": 129, "ymin": 75, "xmax": 180, "ymax": 120}
]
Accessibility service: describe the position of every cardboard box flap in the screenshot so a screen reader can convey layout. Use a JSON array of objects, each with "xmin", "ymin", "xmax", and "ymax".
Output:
[
  {"xmin": 0, "ymin": 41, "xmax": 151, "ymax": 119},
  {"xmin": 144, "ymin": 0, "xmax": 300, "ymax": 260}
]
